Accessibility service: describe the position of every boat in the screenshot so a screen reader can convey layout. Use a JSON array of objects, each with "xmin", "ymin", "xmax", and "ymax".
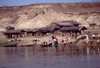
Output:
[
  {"xmin": 40, "ymin": 43, "xmax": 52, "ymax": 47},
  {"xmin": 5, "ymin": 43, "xmax": 18, "ymax": 47}
]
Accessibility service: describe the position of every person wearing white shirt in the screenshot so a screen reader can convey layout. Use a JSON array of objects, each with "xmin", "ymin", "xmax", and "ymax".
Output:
[
  {"xmin": 86, "ymin": 34, "xmax": 89, "ymax": 44},
  {"xmin": 92, "ymin": 34, "xmax": 95, "ymax": 39}
]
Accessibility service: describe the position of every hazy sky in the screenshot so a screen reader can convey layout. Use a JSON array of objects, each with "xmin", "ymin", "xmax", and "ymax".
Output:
[{"xmin": 0, "ymin": 0, "xmax": 99, "ymax": 6}]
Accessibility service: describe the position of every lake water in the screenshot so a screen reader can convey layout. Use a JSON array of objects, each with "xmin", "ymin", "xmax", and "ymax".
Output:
[{"xmin": 0, "ymin": 45, "xmax": 100, "ymax": 68}]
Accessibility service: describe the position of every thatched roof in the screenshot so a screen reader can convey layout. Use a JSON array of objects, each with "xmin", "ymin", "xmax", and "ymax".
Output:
[
  {"xmin": 3, "ymin": 30, "xmax": 25, "ymax": 34},
  {"xmin": 26, "ymin": 29, "xmax": 39, "ymax": 32},
  {"xmin": 60, "ymin": 26, "xmax": 87, "ymax": 31},
  {"xmin": 56, "ymin": 20, "xmax": 80, "ymax": 27},
  {"xmin": 66, "ymin": 21, "xmax": 81, "ymax": 25},
  {"xmin": 89, "ymin": 23, "xmax": 96, "ymax": 26},
  {"xmin": 57, "ymin": 22, "xmax": 73, "ymax": 26},
  {"xmin": 39, "ymin": 26, "xmax": 60, "ymax": 32}
]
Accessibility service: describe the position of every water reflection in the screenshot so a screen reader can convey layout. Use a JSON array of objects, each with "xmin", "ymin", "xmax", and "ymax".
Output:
[
  {"xmin": 0, "ymin": 45, "xmax": 100, "ymax": 68},
  {"xmin": 1, "ymin": 45, "xmax": 100, "ymax": 58}
]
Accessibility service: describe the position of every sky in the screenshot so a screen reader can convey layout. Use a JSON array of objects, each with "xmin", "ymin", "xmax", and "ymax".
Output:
[{"xmin": 0, "ymin": 0, "xmax": 99, "ymax": 6}]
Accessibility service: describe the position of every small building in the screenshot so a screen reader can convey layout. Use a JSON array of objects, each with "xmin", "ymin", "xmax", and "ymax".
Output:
[
  {"xmin": 26, "ymin": 29, "xmax": 39, "ymax": 36},
  {"xmin": 39, "ymin": 26, "xmax": 60, "ymax": 35},
  {"xmin": 3, "ymin": 30, "xmax": 25, "ymax": 38},
  {"xmin": 60, "ymin": 26, "xmax": 87, "ymax": 34},
  {"xmin": 6, "ymin": 26, "xmax": 15, "ymax": 31}
]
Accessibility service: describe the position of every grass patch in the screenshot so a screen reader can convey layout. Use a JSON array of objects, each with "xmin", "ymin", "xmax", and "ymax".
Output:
[{"xmin": 0, "ymin": 39, "xmax": 23, "ymax": 47}]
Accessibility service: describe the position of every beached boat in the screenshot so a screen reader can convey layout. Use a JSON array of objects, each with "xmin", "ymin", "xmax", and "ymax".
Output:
[
  {"xmin": 5, "ymin": 43, "xmax": 18, "ymax": 47},
  {"xmin": 40, "ymin": 43, "xmax": 52, "ymax": 47}
]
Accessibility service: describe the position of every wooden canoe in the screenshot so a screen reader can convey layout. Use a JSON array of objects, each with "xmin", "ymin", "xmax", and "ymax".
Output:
[
  {"xmin": 5, "ymin": 43, "xmax": 18, "ymax": 47},
  {"xmin": 40, "ymin": 43, "xmax": 52, "ymax": 47}
]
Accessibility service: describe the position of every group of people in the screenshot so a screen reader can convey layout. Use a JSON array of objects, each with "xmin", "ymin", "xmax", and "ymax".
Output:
[
  {"xmin": 44, "ymin": 34, "xmax": 58, "ymax": 46},
  {"xmin": 41, "ymin": 34, "xmax": 58, "ymax": 46},
  {"xmin": 51, "ymin": 34, "xmax": 58, "ymax": 46},
  {"xmin": 86, "ymin": 33, "xmax": 96, "ymax": 40},
  {"xmin": 9, "ymin": 38, "xmax": 22, "ymax": 42},
  {"xmin": 62, "ymin": 37, "xmax": 70, "ymax": 45},
  {"xmin": 86, "ymin": 33, "xmax": 99, "ymax": 44},
  {"xmin": 63, "ymin": 32, "xmax": 78, "ymax": 39}
]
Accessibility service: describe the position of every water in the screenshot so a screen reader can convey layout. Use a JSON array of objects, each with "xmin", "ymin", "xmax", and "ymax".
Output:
[{"xmin": 0, "ymin": 45, "xmax": 100, "ymax": 68}]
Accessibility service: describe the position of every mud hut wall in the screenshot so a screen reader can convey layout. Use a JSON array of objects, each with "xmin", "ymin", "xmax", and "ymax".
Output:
[
  {"xmin": 14, "ymin": 34, "xmax": 17, "ymax": 38},
  {"xmin": 25, "ymin": 32, "xmax": 27, "ymax": 36},
  {"xmin": 33, "ymin": 32, "xmax": 36, "ymax": 36},
  {"xmin": 53, "ymin": 30, "xmax": 59, "ymax": 34},
  {"xmin": 20, "ymin": 32, "xmax": 25, "ymax": 37},
  {"xmin": 27, "ymin": 32, "xmax": 33, "ymax": 36},
  {"xmin": 18, "ymin": 34, "xmax": 20, "ymax": 38},
  {"xmin": 14, "ymin": 33, "xmax": 23, "ymax": 38},
  {"xmin": 36, "ymin": 31, "xmax": 41, "ymax": 36},
  {"xmin": 14, "ymin": 33, "xmax": 20, "ymax": 38}
]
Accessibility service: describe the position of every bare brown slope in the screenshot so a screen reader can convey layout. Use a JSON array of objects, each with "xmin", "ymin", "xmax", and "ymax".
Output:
[{"xmin": 0, "ymin": 2, "xmax": 100, "ymax": 31}]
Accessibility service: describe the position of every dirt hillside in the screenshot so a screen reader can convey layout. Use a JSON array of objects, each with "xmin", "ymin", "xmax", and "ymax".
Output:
[{"xmin": 0, "ymin": 2, "xmax": 100, "ymax": 31}]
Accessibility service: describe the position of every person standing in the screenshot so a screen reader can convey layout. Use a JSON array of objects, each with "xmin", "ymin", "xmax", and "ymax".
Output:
[
  {"xmin": 34, "ymin": 37, "xmax": 37, "ymax": 41},
  {"xmin": 86, "ymin": 34, "xmax": 89, "ymax": 44},
  {"xmin": 46, "ymin": 33, "xmax": 48, "ymax": 36},
  {"xmin": 52, "ymin": 34, "xmax": 54, "ymax": 39},
  {"xmin": 12, "ymin": 34, "xmax": 14, "ymax": 38},
  {"xmin": 20, "ymin": 43, "xmax": 23, "ymax": 47},
  {"xmin": 81, "ymin": 30, "xmax": 83, "ymax": 34},
  {"xmin": 75, "ymin": 34, "xmax": 77, "ymax": 39},
  {"xmin": 7, "ymin": 34, "xmax": 9, "ymax": 38},
  {"xmin": 92, "ymin": 34, "xmax": 95, "ymax": 39},
  {"xmin": 55, "ymin": 39, "xmax": 58, "ymax": 47}
]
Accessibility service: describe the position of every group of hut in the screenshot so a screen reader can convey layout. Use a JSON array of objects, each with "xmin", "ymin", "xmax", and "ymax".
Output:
[{"xmin": 3, "ymin": 20, "xmax": 87, "ymax": 38}]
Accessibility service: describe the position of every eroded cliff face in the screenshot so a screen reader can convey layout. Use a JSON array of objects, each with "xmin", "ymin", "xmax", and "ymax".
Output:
[{"xmin": 0, "ymin": 2, "xmax": 100, "ymax": 31}]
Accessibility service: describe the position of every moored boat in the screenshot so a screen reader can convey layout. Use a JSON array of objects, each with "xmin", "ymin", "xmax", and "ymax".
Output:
[
  {"xmin": 40, "ymin": 43, "xmax": 52, "ymax": 47},
  {"xmin": 5, "ymin": 43, "xmax": 18, "ymax": 47}
]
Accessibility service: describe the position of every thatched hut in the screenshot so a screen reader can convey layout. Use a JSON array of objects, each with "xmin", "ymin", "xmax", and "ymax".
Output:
[
  {"xmin": 6, "ymin": 26, "xmax": 15, "ymax": 31},
  {"xmin": 3, "ymin": 30, "xmax": 25, "ymax": 38},
  {"xmin": 26, "ymin": 29, "xmax": 39, "ymax": 36},
  {"xmin": 60, "ymin": 26, "xmax": 87, "ymax": 33},
  {"xmin": 39, "ymin": 26, "xmax": 60, "ymax": 35}
]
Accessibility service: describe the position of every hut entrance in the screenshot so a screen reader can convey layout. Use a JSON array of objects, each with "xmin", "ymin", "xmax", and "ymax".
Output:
[{"xmin": 32, "ymin": 32, "xmax": 36, "ymax": 36}]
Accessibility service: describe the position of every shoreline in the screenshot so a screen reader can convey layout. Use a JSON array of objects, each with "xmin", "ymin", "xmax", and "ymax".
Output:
[{"xmin": 0, "ymin": 33, "xmax": 100, "ymax": 47}]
